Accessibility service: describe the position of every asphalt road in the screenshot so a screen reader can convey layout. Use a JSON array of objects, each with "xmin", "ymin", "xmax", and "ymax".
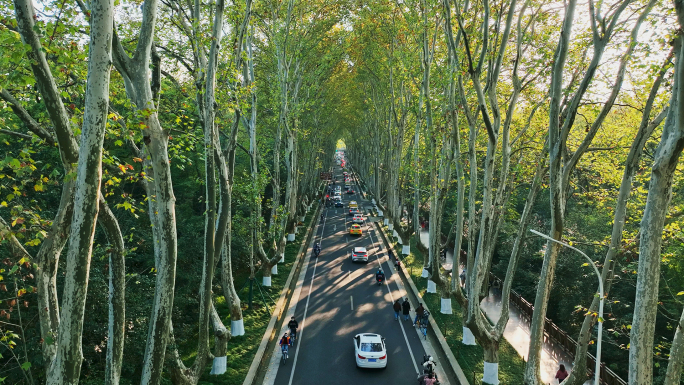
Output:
[{"xmin": 273, "ymin": 165, "xmax": 429, "ymax": 385}]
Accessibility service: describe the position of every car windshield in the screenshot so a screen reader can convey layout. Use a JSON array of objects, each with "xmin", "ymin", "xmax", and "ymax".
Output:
[{"xmin": 360, "ymin": 342, "xmax": 383, "ymax": 352}]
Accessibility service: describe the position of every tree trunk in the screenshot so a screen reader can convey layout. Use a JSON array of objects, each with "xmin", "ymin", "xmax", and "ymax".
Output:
[
  {"xmin": 524, "ymin": 1, "xmax": 577, "ymax": 383},
  {"xmin": 482, "ymin": 339, "xmax": 500, "ymax": 385},
  {"xmin": 99, "ymin": 200, "xmax": 126, "ymax": 385},
  {"xmin": 629, "ymin": 34, "xmax": 684, "ymax": 385},
  {"xmin": 46, "ymin": 0, "xmax": 114, "ymax": 381},
  {"xmin": 563, "ymin": 28, "xmax": 668, "ymax": 385}
]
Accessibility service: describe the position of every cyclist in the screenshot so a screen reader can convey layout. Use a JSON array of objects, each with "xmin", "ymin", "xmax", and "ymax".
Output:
[
  {"xmin": 279, "ymin": 333, "xmax": 291, "ymax": 358},
  {"xmin": 288, "ymin": 316, "xmax": 299, "ymax": 342},
  {"xmin": 375, "ymin": 269, "xmax": 385, "ymax": 285},
  {"xmin": 420, "ymin": 309, "xmax": 430, "ymax": 327},
  {"xmin": 313, "ymin": 243, "xmax": 321, "ymax": 258}
]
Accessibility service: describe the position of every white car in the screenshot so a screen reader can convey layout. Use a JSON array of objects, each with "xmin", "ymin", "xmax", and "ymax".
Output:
[
  {"xmin": 354, "ymin": 333, "xmax": 387, "ymax": 368},
  {"xmin": 351, "ymin": 247, "xmax": 368, "ymax": 262},
  {"xmin": 352, "ymin": 214, "xmax": 364, "ymax": 224}
]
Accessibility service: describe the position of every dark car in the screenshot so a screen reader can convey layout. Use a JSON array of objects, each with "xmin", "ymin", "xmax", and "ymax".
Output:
[
  {"xmin": 349, "ymin": 207, "xmax": 360, "ymax": 216},
  {"xmin": 347, "ymin": 189, "xmax": 355, "ymax": 194}
]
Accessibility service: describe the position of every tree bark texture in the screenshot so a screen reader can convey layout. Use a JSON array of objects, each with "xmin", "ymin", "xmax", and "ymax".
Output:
[
  {"xmin": 629, "ymin": 33, "xmax": 684, "ymax": 385},
  {"xmin": 46, "ymin": 0, "xmax": 114, "ymax": 381}
]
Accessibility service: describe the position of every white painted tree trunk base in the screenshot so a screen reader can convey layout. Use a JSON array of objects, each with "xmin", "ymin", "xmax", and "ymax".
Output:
[
  {"xmin": 483, "ymin": 362, "xmax": 499, "ymax": 384},
  {"xmin": 378, "ymin": 210, "xmax": 384, "ymax": 217},
  {"xmin": 262, "ymin": 276, "xmax": 272, "ymax": 286},
  {"xmin": 231, "ymin": 319, "xmax": 245, "ymax": 336},
  {"xmin": 271, "ymin": 264, "xmax": 278, "ymax": 275},
  {"xmin": 299, "ymin": 216, "xmax": 305, "ymax": 222},
  {"xmin": 287, "ymin": 233, "xmax": 295, "ymax": 242},
  {"xmin": 388, "ymin": 223, "xmax": 394, "ymax": 231},
  {"xmin": 210, "ymin": 356, "xmax": 227, "ymax": 375},
  {"xmin": 392, "ymin": 230, "xmax": 399, "ymax": 238},
  {"xmin": 421, "ymin": 268, "xmax": 429, "ymax": 278},
  {"xmin": 402, "ymin": 245, "xmax": 410, "ymax": 255},
  {"xmin": 383, "ymin": 219, "xmax": 389, "ymax": 226},
  {"xmin": 397, "ymin": 236, "xmax": 403, "ymax": 245},
  {"xmin": 462, "ymin": 327, "xmax": 477, "ymax": 345},
  {"xmin": 372, "ymin": 199, "xmax": 376, "ymax": 204},
  {"xmin": 427, "ymin": 280, "xmax": 437, "ymax": 293},
  {"xmin": 440, "ymin": 298, "xmax": 452, "ymax": 314}
]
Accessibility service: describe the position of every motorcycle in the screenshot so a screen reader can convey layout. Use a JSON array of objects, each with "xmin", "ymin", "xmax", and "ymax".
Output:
[
  {"xmin": 313, "ymin": 248, "xmax": 321, "ymax": 258},
  {"xmin": 376, "ymin": 275, "xmax": 384, "ymax": 285}
]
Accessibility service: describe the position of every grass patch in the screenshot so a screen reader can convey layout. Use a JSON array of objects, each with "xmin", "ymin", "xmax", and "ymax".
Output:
[
  {"xmin": 173, "ymin": 208, "xmax": 317, "ymax": 385},
  {"xmin": 384, "ymin": 231, "xmax": 526, "ymax": 385}
]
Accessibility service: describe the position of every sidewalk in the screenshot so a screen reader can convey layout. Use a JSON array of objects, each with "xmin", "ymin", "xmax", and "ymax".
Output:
[{"xmin": 417, "ymin": 230, "xmax": 588, "ymax": 385}]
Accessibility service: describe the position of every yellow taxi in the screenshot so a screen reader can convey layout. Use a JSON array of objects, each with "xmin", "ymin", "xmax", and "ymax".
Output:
[
  {"xmin": 349, "ymin": 201, "xmax": 358, "ymax": 209},
  {"xmin": 349, "ymin": 224, "xmax": 363, "ymax": 235}
]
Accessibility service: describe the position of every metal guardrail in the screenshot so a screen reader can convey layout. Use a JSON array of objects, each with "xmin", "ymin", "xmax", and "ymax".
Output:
[{"xmin": 490, "ymin": 274, "xmax": 626, "ymax": 385}]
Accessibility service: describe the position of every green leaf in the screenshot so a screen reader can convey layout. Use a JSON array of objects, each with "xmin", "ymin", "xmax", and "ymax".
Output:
[{"xmin": 20, "ymin": 361, "xmax": 31, "ymax": 371}]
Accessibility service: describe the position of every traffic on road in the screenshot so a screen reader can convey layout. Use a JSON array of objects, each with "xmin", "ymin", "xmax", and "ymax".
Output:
[{"xmin": 267, "ymin": 155, "xmax": 448, "ymax": 385}]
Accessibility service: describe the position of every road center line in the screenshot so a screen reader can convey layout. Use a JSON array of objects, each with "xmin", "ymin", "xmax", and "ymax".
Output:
[{"xmin": 351, "ymin": 295, "xmax": 354, "ymax": 310}]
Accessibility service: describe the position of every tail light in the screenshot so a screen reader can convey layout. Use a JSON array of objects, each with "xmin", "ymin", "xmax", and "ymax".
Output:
[
  {"xmin": 358, "ymin": 354, "xmax": 366, "ymax": 359},
  {"xmin": 379, "ymin": 355, "xmax": 386, "ymax": 360}
]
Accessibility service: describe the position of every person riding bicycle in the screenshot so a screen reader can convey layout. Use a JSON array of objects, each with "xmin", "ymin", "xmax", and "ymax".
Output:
[
  {"xmin": 420, "ymin": 309, "xmax": 430, "ymax": 326},
  {"xmin": 313, "ymin": 243, "xmax": 321, "ymax": 257},
  {"xmin": 288, "ymin": 316, "xmax": 299, "ymax": 340},
  {"xmin": 375, "ymin": 269, "xmax": 385, "ymax": 284},
  {"xmin": 279, "ymin": 333, "xmax": 291, "ymax": 356}
]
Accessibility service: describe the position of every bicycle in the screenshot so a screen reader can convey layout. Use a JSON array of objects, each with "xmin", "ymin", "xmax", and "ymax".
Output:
[
  {"xmin": 289, "ymin": 329, "xmax": 297, "ymax": 344},
  {"xmin": 281, "ymin": 345, "xmax": 289, "ymax": 364},
  {"xmin": 420, "ymin": 322, "xmax": 428, "ymax": 340}
]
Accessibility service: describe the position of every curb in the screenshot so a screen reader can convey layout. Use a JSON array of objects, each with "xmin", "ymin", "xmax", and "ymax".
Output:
[{"xmin": 242, "ymin": 201, "xmax": 322, "ymax": 385}]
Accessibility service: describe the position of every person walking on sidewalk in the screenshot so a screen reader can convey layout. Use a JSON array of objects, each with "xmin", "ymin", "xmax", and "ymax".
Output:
[
  {"xmin": 393, "ymin": 299, "xmax": 401, "ymax": 321},
  {"xmin": 413, "ymin": 303, "xmax": 425, "ymax": 326},
  {"xmin": 402, "ymin": 298, "xmax": 411, "ymax": 321},
  {"xmin": 555, "ymin": 364, "xmax": 569, "ymax": 383}
]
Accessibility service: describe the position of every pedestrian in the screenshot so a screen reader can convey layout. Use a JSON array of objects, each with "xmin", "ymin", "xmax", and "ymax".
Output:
[
  {"xmin": 555, "ymin": 364, "xmax": 569, "ymax": 383},
  {"xmin": 424, "ymin": 373, "xmax": 436, "ymax": 385},
  {"xmin": 459, "ymin": 266, "xmax": 467, "ymax": 288},
  {"xmin": 393, "ymin": 299, "xmax": 401, "ymax": 321},
  {"xmin": 492, "ymin": 278, "xmax": 501, "ymax": 296},
  {"xmin": 413, "ymin": 303, "xmax": 425, "ymax": 326},
  {"xmin": 402, "ymin": 298, "xmax": 411, "ymax": 321}
]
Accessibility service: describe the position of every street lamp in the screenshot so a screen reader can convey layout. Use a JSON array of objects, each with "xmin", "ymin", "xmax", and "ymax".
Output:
[{"xmin": 529, "ymin": 229, "xmax": 604, "ymax": 385}]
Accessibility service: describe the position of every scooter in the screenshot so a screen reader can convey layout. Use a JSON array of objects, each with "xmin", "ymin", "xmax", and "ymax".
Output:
[{"xmin": 376, "ymin": 276, "xmax": 384, "ymax": 285}]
